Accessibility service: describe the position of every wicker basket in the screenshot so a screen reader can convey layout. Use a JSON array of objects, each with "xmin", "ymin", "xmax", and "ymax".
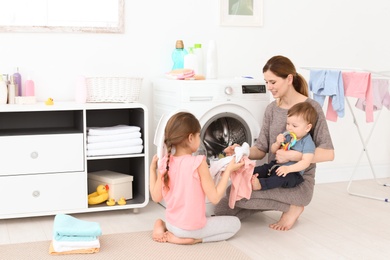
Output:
[{"xmin": 86, "ymin": 77, "xmax": 143, "ymax": 103}]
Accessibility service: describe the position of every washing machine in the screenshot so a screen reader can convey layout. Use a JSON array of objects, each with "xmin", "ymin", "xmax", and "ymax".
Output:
[{"xmin": 152, "ymin": 78, "xmax": 269, "ymax": 215}]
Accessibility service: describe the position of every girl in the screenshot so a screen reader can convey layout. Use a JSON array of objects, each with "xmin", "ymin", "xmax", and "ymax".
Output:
[{"xmin": 150, "ymin": 112, "xmax": 244, "ymax": 244}]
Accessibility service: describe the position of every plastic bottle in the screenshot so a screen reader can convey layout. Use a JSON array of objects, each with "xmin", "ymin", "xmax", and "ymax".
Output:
[
  {"xmin": 206, "ymin": 40, "xmax": 218, "ymax": 79},
  {"xmin": 75, "ymin": 75, "xmax": 87, "ymax": 103},
  {"xmin": 193, "ymin": 43, "xmax": 204, "ymax": 76},
  {"xmin": 183, "ymin": 47, "xmax": 197, "ymax": 72},
  {"xmin": 8, "ymin": 76, "xmax": 16, "ymax": 104},
  {"xmin": 13, "ymin": 68, "xmax": 22, "ymax": 96},
  {"xmin": 171, "ymin": 40, "xmax": 188, "ymax": 70},
  {"xmin": 25, "ymin": 77, "xmax": 35, "ymax": 96},
  {"xmin": 0, "ymin": 74, "xmax": 7, "ymax": 104}
]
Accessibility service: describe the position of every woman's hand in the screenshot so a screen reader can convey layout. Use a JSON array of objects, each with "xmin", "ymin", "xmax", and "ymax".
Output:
[
  {"xmin": 223, "ymin": 143, "xmax": 240, "ymax": 156},
  {"xmin": 275, "ymin": 149, "xmax": 302, "ymax": 164}
]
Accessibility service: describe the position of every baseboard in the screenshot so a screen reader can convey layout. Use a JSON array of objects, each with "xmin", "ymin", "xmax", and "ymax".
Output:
[{"xmin": 315, "ymin": 162, "xmax": 390, "ymax": 183}]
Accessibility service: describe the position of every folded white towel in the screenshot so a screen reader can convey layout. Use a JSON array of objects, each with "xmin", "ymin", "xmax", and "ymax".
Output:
[
  {"xmin": 88, "ymin": 125, "xmax": 141, "ymax": 136},
  {"xmin": 87, "ymin": 145, "xmax": 143, "ymax": 157},
  {"xmin": 87, "ymin": 138, "xmax": 143, "ymax": 150},
  {"xmin": 87, "ymin": 132, "xmax": 142, "ymax": 143},
  {"xmin": 52, "ymin": 237, "xmax": 100, "ymax": 252}
]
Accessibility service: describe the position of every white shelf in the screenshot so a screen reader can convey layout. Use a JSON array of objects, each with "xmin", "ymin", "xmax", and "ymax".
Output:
[{"xmin": 0, "ymin": 102, "xmax": 149, "ymax": 219}]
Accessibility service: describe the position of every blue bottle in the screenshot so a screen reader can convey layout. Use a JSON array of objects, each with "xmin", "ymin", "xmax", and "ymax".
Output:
[{"xmin": 171, "ymin": 40, "xmax": 188, "ymax": 70}]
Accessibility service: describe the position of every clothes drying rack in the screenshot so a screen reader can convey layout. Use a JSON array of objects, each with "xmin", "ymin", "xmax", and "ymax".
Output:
[{"xmin": 302, "ymin": 66, "xmax": 390, "ymax": 202}]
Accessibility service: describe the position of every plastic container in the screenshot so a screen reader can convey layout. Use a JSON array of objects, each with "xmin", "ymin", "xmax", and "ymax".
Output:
[
  {"xmin": 75, "ymin": 75, "xmax": 87, "ymax": 103},
  {"xmin": 13, "ymin": 68, "xmax": 22, "ymax": 96},
  {"xmin": 172, "ymin": 40, "xmax": 188, "ymax": 70},
  {"xmin": 183, "ymin": 47, "xmax": 197, "ymax": 72},
  {"xmin": 25, "ymin": 77, "xmax": 35, "ymax": 96},
  {"xmin": 193, "ymin": 43, "xmax": 204, "ymax": 75},
  {"xmin": 88, "ymin": 170, "xmax": 133, "ymax": 201},
  {"xmin": 206, "ymin": 40, "xmax": 218, "ymax": 79},
  {"xmin": 0, "ymin": 75, "xmax": 7, "ymax": 104},
  {"xmin": 8, "ymin": 76, "xmax": 16, "ymax": 104}
]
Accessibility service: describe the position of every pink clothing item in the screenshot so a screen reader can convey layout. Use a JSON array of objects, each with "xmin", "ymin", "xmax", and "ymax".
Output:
[
  {"xmin": 158, "ymin": 154, "xmax": 207, "ymax": 230},
  {"xmin": 355, "ymin": 78, "xmax": 390, "ymax": 111},
  {"xmin": 342, "ymin": 72, "xmax": 374, "ymax": 122},
  {"xmin": 229, "ymin": 157, "xmax": 255, "ymax": 209}
]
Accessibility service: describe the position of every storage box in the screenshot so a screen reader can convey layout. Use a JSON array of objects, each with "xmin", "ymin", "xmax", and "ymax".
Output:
[{"xmin": 88, "ymin": 170, "xmax": 133, "ymax": 201}]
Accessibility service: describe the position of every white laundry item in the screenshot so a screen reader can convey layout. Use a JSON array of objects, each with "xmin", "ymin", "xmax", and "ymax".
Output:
[
  {"xmin": 209, "ymin": 156, "xmax": 233, "ymax": 181},
  {"xmin": 86, "ymin": 145, "xmax": 143, "ymax": 157},
  {"xmin": 87, "ymin": 138, "xmax": 143, "ymax": 150},
  {"xmin": 87, "ymin": 132, "xmax": 141, "ymax": 143},
  {"xmin": 88, "ymin": 125, "xmax": 141, "ymax": 136},
  {"xmin": 234, "ymin": 142, "xmax": 250, "ymax": 163},
  {"xmin": 52, "ymin": 237, "xmax": 100, "ymax": 252}
]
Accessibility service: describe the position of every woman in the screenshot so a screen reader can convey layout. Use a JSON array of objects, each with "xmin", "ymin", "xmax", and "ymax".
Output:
[{"xmin": 214, "ymin": 55, "xmax": 334, "ymax": 231}]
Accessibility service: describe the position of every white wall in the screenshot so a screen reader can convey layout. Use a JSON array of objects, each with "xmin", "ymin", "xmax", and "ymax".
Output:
[{"xmin": 1, "ymin": 0, "xmax": 389, "ymax": 183}]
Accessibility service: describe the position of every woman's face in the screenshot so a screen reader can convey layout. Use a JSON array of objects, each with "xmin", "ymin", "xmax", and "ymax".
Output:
[{"xmin": 263, "ymin": 70, "xmax": 292, "ymax": 99}]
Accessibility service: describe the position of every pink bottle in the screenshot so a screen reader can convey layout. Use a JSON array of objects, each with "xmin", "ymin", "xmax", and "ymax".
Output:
[
  {"xmin": 25, "ymin": 77, "xmax": 35, "ymax": 96},
  {"xmin": 75, "ymin": 75, "xmax": 87, "ymax": 103}
]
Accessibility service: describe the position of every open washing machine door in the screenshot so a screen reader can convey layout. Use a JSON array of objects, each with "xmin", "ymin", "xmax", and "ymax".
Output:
[{"xmin": 201, "ymin": 113, "xmax": 251, "ymax": 159}]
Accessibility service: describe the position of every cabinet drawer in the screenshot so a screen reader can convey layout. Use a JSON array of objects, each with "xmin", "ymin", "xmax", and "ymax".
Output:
[
  {"xmin": 0, "ymin": 134, "xmax": 84, "ymax": 175},
  {"xmin": 0, "ymin": 172, "xmax": 87, "ymax": 216}
]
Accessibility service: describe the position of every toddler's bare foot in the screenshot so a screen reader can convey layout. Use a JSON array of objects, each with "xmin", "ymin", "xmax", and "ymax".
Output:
[
  {"xmin": 269, "ymin": 205, "xmax": 304, "ymax": 231},
  {"xmin": 152, "ymin": 219, "xmax": 167, "ymax": 242},
  {"xmin": 165, "ymin": 231, "xmax": 202, "ymax": 245},
  {"xmin": 251, "ymin": 174, "xmax": 261, "ymax": 190}
]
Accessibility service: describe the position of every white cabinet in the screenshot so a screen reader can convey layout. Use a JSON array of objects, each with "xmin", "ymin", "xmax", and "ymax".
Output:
[{"xmin": 0, "ymin": 102, "xmax": 149, "ymax": 219}]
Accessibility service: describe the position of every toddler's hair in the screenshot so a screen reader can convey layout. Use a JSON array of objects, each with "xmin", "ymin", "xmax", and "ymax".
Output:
[
  {"xmin": 287, "ymin": 102, "xmax": 318, "ymax": 128},
  {"xmin": 163, "ymin": 112, "xmax": 201, "ymax": 190}
]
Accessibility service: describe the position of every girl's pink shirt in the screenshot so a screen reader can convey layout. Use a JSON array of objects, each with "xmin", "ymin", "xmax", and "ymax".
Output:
[{"xmin": 159, "ymin": 154, "xmax": 206, "ymax": 230}]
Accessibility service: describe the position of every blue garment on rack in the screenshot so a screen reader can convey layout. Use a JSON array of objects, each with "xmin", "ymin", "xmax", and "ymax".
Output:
[{"xmin": 309, "ymin": 70, "xmax": 345, "ymax": 121}]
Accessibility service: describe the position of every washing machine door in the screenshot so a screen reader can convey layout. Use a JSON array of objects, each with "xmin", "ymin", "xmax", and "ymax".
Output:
[{"xmin": 199, "ymin": 104, "xmax": 260, "ymax": 159}]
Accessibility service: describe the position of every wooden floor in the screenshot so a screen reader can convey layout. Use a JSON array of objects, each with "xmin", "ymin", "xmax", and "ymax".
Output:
[{"xmin": 1, "ymin": 178, "xmax": 390, "ymax": 259}]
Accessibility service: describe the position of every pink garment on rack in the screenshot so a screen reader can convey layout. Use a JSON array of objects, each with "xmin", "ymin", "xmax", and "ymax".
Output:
[
  {"xmin": 355, "ymin": 78, "xmax": 390, "ymax": 111},
  {"xmin": 342, "ymin": 72, "xmax": 374, "ymax": 122},
  {"xmin": 229, "ymin": 157, "xmax": 255, "ymax": 209}
]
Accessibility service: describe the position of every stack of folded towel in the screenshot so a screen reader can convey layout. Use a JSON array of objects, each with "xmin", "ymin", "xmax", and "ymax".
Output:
[
  {"xmin": 49, "ymin": 214, "xmax": 102, "ymax": 255},
  {"xmin": 87, "ymin": 124, "xmax": 143, "ymax": 157}
]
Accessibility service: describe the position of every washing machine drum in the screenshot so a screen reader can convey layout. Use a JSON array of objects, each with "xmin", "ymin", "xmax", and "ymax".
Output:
[{"xmin": 201, "ymin": 113, "xmax": 251, "ymax": 158}]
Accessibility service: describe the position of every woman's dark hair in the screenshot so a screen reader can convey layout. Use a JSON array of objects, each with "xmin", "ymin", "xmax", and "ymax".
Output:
[
  {"xmin": 263, "ymin": 55, "xmax": 309, "ymax": 97},
  {"xmin": 163, "ymin": 112, "xmax": 201, "ymax": 190}
]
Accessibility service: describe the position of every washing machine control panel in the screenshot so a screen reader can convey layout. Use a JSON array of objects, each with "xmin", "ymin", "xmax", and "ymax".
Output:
[{"xmin": 242, "ymin": 84, "xmax": 266, "ymax": 94}]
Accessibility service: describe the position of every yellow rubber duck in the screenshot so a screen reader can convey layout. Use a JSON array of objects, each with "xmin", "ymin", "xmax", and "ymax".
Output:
[
  {"xmin": 88, "ymin": 184, "xmax": 109, "ymax": 205},
  {"xmin": 45, "ymin": 98, "xmax": 54, "ymax": 105},
  {"xmin": 106, "ymin": 198, "xmax": 116, "ymax": 206},
  {"xmin": 117, "ymin": 197, "xmax": 127, "ymax": 205}
]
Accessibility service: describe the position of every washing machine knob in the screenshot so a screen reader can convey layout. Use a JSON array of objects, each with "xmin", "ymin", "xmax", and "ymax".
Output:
[{"xmin": 225, "ymin": 86, "xmax": 233, "ymax": 95}]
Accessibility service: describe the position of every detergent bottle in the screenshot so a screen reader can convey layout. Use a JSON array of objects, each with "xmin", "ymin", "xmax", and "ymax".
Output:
[{"xmin": 171, "ymin": 40, "xmax": 188, "ymax": 70}]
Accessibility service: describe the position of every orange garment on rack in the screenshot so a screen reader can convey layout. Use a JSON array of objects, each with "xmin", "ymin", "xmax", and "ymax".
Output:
[
  {"xmin": 228, "ymin": 157, "xmax": 255, "ymax": 209},
  {"xmin": 342, "ymin": 72, "xmax": 374, "ymax": 122}
]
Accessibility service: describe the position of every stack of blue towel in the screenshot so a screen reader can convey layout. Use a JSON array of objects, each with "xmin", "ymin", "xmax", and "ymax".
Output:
[{"xmin": 49, "ymin": 214, "xmax": 102, "ymax": 255}]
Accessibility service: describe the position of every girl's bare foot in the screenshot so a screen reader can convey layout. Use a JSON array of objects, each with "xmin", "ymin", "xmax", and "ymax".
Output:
[
  {"xmin": 165, "ymin": 231, "xmax": 202, "ymax": 245},
  {"xmin": 152, "ymin": 219, "xmax": 168, "ymax": 242},
  {"xmin": 251, "ymin": 174, "xmax": 261, "ymax": 190},
  {"xmin": 269, "ymin": 205, "xmax": 304, "ymax": 231}
]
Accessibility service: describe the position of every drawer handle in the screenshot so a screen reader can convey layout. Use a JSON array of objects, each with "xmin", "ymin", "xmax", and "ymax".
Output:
[
  {"xmin": 31, "ymin": 151, "xmax": 39, "ymax": 159},
  {"xmin": 32, "ymin": 190, "xmax": 40, "ymax": 198}
]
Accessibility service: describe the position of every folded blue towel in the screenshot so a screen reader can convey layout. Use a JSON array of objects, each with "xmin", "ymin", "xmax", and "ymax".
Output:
[{"xmin": 53, "ymin": 214, "xmax": 102, "ymax": 241}]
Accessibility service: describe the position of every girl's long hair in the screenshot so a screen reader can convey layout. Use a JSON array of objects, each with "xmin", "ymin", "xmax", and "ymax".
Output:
[{"xmin": 163, "ymin": 112, "xmax": 201, "ymax": 191}]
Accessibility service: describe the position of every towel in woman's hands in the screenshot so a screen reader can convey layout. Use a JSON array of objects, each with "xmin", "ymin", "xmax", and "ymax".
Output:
[{"xmin": 53, "ymin": 214, "xmax": 102, "ymax": 241}]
